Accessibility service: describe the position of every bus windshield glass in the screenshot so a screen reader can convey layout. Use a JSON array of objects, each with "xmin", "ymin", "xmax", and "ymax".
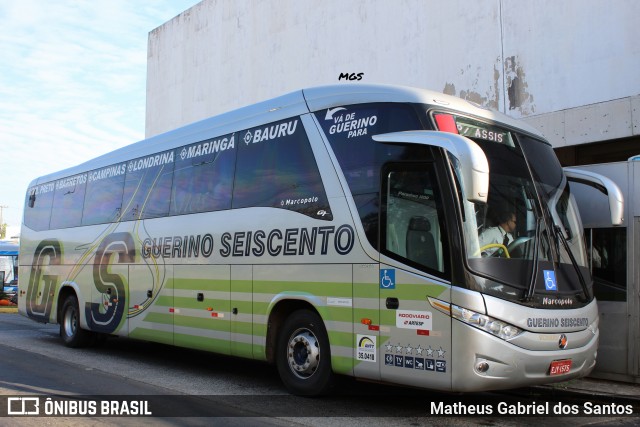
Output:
[{"xmin": 436, "ymin": 114, "xmax": 590, "ymax": 306}]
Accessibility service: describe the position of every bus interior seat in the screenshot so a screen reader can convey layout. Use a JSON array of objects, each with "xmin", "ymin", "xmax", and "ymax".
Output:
[{"xmin": 406, "ymin": 216, "xmax": 437, "ymax": 270}]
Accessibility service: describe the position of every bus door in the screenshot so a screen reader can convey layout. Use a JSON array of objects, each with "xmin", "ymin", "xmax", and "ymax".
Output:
[
  {"xmin": 369, "ymin": 131, "xmax": 487, "ymax": 389},
  {"xmin": 378, "ymin": 163, "xmax": 453, "ymax": 390}
]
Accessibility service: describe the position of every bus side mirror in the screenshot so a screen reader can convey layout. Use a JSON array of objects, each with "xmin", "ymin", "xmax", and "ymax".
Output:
[
  {"xmin": 373, "ymin": 131, "xmax": 489, "ymax": 204},
  {"xmin": 564, "ymin": 167, "xmax": 624, "ymax": 226}
]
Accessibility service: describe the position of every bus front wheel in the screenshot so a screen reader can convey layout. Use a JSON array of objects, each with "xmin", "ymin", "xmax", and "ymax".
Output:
[
  {"xmin": 60, "ymin": 295, "xmax": 92, "ymax": 348},
  {"xmin": 276, "ymin": 309, "xmax": 334, "ymax": 396}
]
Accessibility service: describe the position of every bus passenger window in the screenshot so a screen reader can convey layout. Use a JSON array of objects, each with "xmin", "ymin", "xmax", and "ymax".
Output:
[
  {"xmin": 50, "ymin": 174, "xmax": 87, "ymax": 229},
  {"xmin": 170, "ymin": 134, "xmax": 236, "ymax": 216},
  {"xmin": 24, "ymin": 184, "xmax": 55, "ymax": 231},
  {"xmin": 82, "ymin": 166, "xmax": 126, "ymax": 226},
  {"xmin": 124, "ymin": 152, "xmax": 174, "ymax": 220},
  {"xmin": 382, "ymin": 167, "xmax": 449, "ymax": 277},
  {"xmin": 233, "ymin": 118, "xmax": 331, "ymax": 220},
  {"xmin": 317, "ymin": 103, "xmax": 427, "ymax": 247}
]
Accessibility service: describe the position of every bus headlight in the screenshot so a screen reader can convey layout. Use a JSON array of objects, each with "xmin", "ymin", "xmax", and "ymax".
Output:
[
  {"xmin": 452, "ymin": 305, "xmax": 523, "ymax": 340},
  {"xmin": 428, "ymin": 298, "xmax": 522, "ymax": 341}
]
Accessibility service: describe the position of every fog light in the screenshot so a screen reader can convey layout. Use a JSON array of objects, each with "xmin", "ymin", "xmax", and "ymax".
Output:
[{"xmin": 475, "ymin": 361, "xmax": 489, "ymax": 373}]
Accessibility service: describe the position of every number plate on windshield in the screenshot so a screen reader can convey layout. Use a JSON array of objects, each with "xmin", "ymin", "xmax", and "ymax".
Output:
[{"xmin": 549, "ymin": 359, "xmax": 572, "ymax": 376}]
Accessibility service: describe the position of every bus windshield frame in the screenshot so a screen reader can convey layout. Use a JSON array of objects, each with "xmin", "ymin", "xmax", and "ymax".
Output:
[{"xmin": 432, "ymin": 112, "xmax": 591, "ymax": 308}]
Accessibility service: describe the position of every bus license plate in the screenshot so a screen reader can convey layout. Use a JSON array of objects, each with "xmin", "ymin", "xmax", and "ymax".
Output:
[{"xmin": 549, "ymin": 359, "xmax": 572, "ymax": 376}]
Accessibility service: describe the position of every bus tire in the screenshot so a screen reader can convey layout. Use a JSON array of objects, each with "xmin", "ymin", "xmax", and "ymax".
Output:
[
  {"xmin": 60, "ymin": 295, "xmax": 93, "ymax": 348},
  {"xmin": 276, "ymin": 309, "xmax": 334, "ymax": 396}
]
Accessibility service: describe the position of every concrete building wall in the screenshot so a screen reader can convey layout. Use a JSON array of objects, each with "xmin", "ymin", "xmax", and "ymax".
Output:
[
  {"xmin": 524, "ymin": 95, "xmax": 640, "ymax": 149},
  {"xmin": 145, "ymin": 0, "xmax": 640, "ymax": 149}
]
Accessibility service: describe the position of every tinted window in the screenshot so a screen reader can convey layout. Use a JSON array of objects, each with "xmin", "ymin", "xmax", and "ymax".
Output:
[
  {"xmin": 50, "ymin": 174, "xmax": 87, "ymax": 229},
  {"xmin": 587, "ymin": 227, "xmax": 627, "ymax": 301},
  {"xmin": 82, "ymin": 164, "xmax": 126, "ymax": 226},
  {"xmin": 123, "ymin": 151, "xmax": 175, "ymax": 220},
  {"xmin": 24, "ymin": 182, "xmax": 55, "ymax": 231},
  {"xmin": 382, "ymin": 164, "xmax": 450, "ymax": 278},
  {"xmin": 316, "ymin": 103, "xmax": 425, "ymax": 195},
  {"xmin": 234, "ymin": 118, "xmax": 331, "ymax": 220},
  {"xmin": 316, "ymin": 103, "xmax": 427, "ymax": 247},
  {"xmin": 171, "ymin": 134, "xmax": 236, "ymax": 215}
]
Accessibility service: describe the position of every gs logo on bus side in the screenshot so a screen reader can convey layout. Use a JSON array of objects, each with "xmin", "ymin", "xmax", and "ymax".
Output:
[
  {"xmin": 26, "ymin": 239, "xmax": 63, "ymax": 322},
  {"xmin": 27, "ymin": 233, "xmax": 134, "ymax": 334},
  {"xmin": 85, "ymin": 232, "xmax": 134, "ymax": 333}
]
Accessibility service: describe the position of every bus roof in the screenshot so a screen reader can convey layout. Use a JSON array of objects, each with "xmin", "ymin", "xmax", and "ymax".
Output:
[
  {"xmin": 29, "ymin": 84, "xmax": 544, "ymax": 187},
  {"xmin": 303, "ymin": 84, "xmax": 544, "ymax": 138}
]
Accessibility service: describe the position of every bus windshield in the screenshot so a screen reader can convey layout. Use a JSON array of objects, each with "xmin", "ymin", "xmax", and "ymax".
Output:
[{"xmin": 439, "ymin": 115, "xmax": 590, "ymax": 307}]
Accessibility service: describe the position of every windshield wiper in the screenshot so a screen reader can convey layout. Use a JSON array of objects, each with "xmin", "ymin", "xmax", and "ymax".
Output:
[
  {"xmin": 554, "ymin": 225, "xmax": 590, "ymax": 300},
  {"xmin": 522, "ymin": 216, "xmax": 541, "ymax": 302}
]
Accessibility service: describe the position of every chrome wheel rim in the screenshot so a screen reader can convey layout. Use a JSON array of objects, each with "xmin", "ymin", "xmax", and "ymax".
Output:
[
  {"xmin": 63, "ymin": 306, "xmax": 77, "ymax": 338},
  {"xmin": 286, "ymin": 328, "xmax": 320, "ymax": 379}
]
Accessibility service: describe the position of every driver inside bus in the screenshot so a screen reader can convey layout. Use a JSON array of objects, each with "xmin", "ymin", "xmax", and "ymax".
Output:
[{"xmin": 479, "ymin": 207, "xmax": 517, "ymax": 256}]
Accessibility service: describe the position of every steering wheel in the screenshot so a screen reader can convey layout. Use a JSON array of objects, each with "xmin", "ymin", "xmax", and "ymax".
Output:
[
  {"xmin": 475, "ymin": 243, "xmax": 511, "ymax": 258},
  {"xmin": 505, "ymin": 236, "xmax": 532, "ymax": 258}
]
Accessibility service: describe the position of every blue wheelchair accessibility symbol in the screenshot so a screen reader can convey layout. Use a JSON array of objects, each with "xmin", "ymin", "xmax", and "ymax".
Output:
[
  {"xmin": 544, "ymin": 270, "xmax": 557, "ymax": 291},
  {"xmin": 380, "ymin": 269, "xmax": 395, "ymax": 289}
]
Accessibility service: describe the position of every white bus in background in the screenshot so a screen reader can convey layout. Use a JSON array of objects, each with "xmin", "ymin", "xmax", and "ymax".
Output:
[
  {"xmin": 568, "ymin": 156, "xmax": 639, "ymax": 383},
  {"xmin": 18, "ymin": 84, "xmax": 622, "ymax": 395}
]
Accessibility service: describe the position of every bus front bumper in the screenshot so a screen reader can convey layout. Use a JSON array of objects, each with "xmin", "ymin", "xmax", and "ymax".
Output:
[{"xmin": 450, "ymin": 321, "xmax": 598, "ymax": 392}]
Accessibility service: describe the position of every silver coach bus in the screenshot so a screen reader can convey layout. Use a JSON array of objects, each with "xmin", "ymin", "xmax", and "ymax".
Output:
[{"xmin": 19, "ymin": 84, "xmax": 622, "ymax": 395}]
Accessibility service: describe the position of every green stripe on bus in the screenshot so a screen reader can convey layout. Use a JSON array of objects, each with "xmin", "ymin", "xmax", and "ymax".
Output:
[
  {"xmin": 231, "ymin": 321, "xmax": 253, "ymax": 336},
  {"xmin": 352, "ymin": 307, "xmax": 380, "ymax": 320},
  {"xmin": 380, "ymin": 310, "xmax": 396, "ymax": 325},
  {"xmin": 353, "ymin": 282, "xmax": 378, "ymax": 298},
  {"xmin": 142, "ymin": 312, "xmax": 173, "ymax": 325},
  {"xmin": 174, "ymin": 332, "xmax": 231, "ymax": 355},
  {"xmin": 153, "ymin": 296, "xmax": 173, "ymax": 306},
  {"xmin": 325, "ymin": 306, "xmax": 353, "ymax": 323},
  {"xmin": 230, "ymin": 341, "xmax": 254, "ymax": 358},
  {"xmin": 253, "ymin": 323, "xmax": 267, "ymax": 337},
  {"xmin": 327, "ymin": 330, "xmax": 353, "ymax": 348},
  {"xmin": 253, "ymin": 345, "xmax": 267, "ymax": 361},
  {"xmin": 230, "ymin": 342, "xmax": 254, "ymax": 359},
  {"xmin": 254, "ymin": 280, "xmax": 352, "ymax": 296},
  {"xmin": 230, "ymin": 301, "xmax": 252, "ymax": 313},
  {"xmin": 331, "ymin": 355, "xmax": 352, "ymax": 375},
  {"xmin": 174, "ymin": 315, "xmax": 229, "ymax": 331},
  {"xmin": 174, "ymin": 278, "xmax": 230, "ymax": 291},
  {"xmin": 251, "ymin": 300, "xmax": 354, "ymax": 324},
  {"xmin": 251, "ymin": 301, "xmax": 270, "ymax": 315},
  {"xmin": 142, "ymin": 310, "xmax": 258, "ymax": 337},
  {"xmin": 382, "ymin": 283, "xmax": 448, "ymax": 300},
  {"xmin": 129, "ymin": 328, "xmax": 173, "ymax": 345},
  {"xmin": 173, "ymin": 297, "xmax": 230, "ymax": 310}
]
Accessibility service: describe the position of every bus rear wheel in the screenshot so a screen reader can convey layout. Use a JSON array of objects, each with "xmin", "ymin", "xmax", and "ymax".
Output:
[
  {"xmin": 60, "ymin": 295, "xmax": 93, "ymax": 348},
  {"xmin": 276, "ymin": 309, "xmax": 334, "ymax": 396}
]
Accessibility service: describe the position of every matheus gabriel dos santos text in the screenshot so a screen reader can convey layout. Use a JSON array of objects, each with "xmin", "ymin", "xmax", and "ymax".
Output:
[{"xmin": 430, "ymin": 401, "xmax": 635, "ymax": 416}]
